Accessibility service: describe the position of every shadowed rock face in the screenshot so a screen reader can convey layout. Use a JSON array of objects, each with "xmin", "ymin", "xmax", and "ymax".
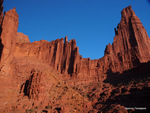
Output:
[{"xmin": 0, "ymin": 0, "xmax": 3, "ymax": 62}]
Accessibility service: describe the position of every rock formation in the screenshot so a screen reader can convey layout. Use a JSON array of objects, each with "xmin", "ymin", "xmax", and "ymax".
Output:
[
  {"xmin": 0, "ymin": 0, "xmax": 3, "ymax": 61},
  {"xmin": 17, "ymin": 32, "xmax": 30, "ymax": 43},
  {"xmin": 103, "ymin": 6, "xmax": 150, "ymax": 73},
  {"xmin": 0, "ymin": 0, "xmax": 150, "ymax": 112},
  {"xmin": 0, "ymin": 7, "xmax": 19, "ymax": 68},
  {"xmin": 0, "ymin": 0, "xmax": 3, "ymax": 25},
  {"xmin": 13, "ymin": 6, "xmax": 150, "ymax": 85},
  {"xmin": 0, "ymin": 5, "xmax": 148, "ymax": 86}
]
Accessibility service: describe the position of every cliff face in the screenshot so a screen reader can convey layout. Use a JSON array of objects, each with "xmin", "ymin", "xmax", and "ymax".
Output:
[
  {"xmin": 0, "ymin": 0, "xmax": 3, "ymax": 25},
  {"xmin": 14, "ymin": 37, "xmax": 79, "ymax": 74},
  {"xmin": 0, "ymin": 5, "xmax": 149, "ymax": 85},
  {"xmin": 0, "ymin": 0, "xmax": 3, "ymax": 62},
  {"xmin": 11, "ymin": 6, "xmax": 150, "ymax": 84},
  {"xmin": 103, "ymin": 6, "xmax": 150, "ymax": 73},
  {"xmin": 14, "ymin": 37, "xmax": 104, "ymax": 84},
  {"xmin": 0, "ymin": 8, "xmax": 19, "ymax": 65},
  {"xmin": 0, "ymin": 1, "xmax": 150, "ymax": 112}
]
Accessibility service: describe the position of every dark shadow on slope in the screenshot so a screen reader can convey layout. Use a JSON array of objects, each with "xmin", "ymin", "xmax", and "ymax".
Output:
[
  {"xmin": 114, "ymin": 87, "xmax": 150, "ymax": 112},
  {"xmin": 54, "ymin": 108, "xmax": 61, "ymax": 113},
  {"xmin": 104, "ymin": 61, "xmax": 150, "ymax": 86},
  {"xmin": 102, "ymin": 87, "xmax": 150, "ymax": 112}
]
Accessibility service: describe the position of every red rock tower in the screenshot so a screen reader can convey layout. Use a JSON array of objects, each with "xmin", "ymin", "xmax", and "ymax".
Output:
[
  {"xmin": 104, "ymin": 6, "xmax": 150, "ymax": 73},
  {"xmin": 0, "ymin": 8, "xmax": 19, "ymax": 64}
]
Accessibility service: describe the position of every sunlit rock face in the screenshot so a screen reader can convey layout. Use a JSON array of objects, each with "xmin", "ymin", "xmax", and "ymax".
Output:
[
  {"xmin": 1, "ymin": 5, "xmax": 150, "ymax": 85},
  {"xmin": 0, "ymin": 7, "xmax": 18, "ymax": 63},
  {"xmin": 0, "ymin": 1, "xmax": 150, "ymax": 112},
  {"xmin": 101, "ymin": 6, "xmax": 150, "ymax": 74}
]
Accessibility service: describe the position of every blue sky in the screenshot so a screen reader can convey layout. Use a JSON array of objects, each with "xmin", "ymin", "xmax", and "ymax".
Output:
[{"xmin": 3, "ymin": 0, "xmax": 150, "ymax": 59}]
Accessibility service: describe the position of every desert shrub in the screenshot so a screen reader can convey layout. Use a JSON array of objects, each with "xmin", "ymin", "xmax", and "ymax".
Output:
[
  {"xmin": 45, "ymin": 105, "xmax": 52, "ymax": 109},
  {"xmin": 35, "ymin": 106, "xmax": 38, "ymax": 109},
  {"xmin": 26, "ymin": 108, "xmax": 34, "ymax": 113}
]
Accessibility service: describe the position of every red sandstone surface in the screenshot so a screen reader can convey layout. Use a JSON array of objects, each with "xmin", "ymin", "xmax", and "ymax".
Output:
[{"xmin": 0, "ymin": 1, "xmax": 150, "ymax": 112}]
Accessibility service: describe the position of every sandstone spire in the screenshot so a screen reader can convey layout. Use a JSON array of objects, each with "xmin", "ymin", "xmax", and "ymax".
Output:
[
  {"xmin": 0, "ymin": 8, "xmax": 19, "ymax": 64},
  {"xmin": 65, "ymin": 35, "xmax": 68, "ymax": 43},
  {"xmin": 104, "ymin": 5, "xmax": 150, "ymax": 73}
]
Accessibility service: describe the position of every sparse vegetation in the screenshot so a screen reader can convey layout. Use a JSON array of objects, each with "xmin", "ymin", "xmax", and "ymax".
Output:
[
  {"xmin": 35, "ymin": 106, "xmax": 38, "ymax": 109},
  {"xmin": 26, "ymin": 108, "xmax": 34, "ymax": 113},
  {"xmin": 45, "ymin": 105, "xmax": 52, "ymax": 109},
  {"xmin": 22, "ymin": 105, "xmax": 26, "ymax": 108}
]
